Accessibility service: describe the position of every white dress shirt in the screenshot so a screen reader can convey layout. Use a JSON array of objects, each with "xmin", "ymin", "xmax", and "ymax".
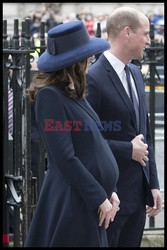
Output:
[{"xmin": 103, "ymin": 50, "xmax": 139, "ymax": 104}]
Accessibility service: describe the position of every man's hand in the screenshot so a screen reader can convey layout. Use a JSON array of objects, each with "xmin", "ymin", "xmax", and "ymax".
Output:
[
  {"xmin": 146, "ymin": 189, "xmax": 163, "ymax": 217},
  {"xmin": 131, "ymin": 134, "xmax": 149, "ymax": 166}
]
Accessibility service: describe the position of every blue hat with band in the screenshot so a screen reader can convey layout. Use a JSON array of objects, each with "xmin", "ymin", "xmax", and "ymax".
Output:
[{"xmin": 37, "ymin": 20, "xmax": 110, "ymax": 72}]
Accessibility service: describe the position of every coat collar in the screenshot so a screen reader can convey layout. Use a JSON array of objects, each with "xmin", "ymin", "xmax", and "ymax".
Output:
[
  {"xmin": 45, "ymin": 85, "xmax": 101, "ymax": 125},
  {"xmin": 45, "ymin": 85, "xmax": 104, "ymax": 131},
  {"xmin": 73, "ymin": 98, "xmax": 104, "ymax": 131}
]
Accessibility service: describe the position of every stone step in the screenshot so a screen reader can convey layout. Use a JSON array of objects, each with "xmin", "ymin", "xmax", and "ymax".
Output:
[{"xmin": 141, "ymin": 230, "xmax": 164, "ymax": 247}]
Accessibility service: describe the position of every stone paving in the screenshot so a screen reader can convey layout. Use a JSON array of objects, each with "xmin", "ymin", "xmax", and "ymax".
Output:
[{"xmin": 141, "ymin": 230, "xmax": 164, "ymax": 247}]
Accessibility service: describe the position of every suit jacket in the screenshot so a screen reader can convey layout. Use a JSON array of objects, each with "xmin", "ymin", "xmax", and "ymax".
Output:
[
  {"xmin": 86, "ymin": 54, "xmax": 160, "ymax": 214},
  {"xmin": 25, "ymin": 85, "xmax": 119, "ymax": 247}
]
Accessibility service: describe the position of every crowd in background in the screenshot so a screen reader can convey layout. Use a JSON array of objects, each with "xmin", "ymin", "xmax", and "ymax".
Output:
[
  {"xmin": 25, "ymin": 4, "xmax": 164, "ymax": 43},
  {"xmin": 27, "ymin": 10, "xmax": 109, "ymax": 39},
  {"xmin": 24, "ymin": 4, "xmax": 164, "ymax": 72}
]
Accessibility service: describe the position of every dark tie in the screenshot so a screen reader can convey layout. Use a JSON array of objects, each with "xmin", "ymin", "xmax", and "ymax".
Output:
[{"xmin": 124, "ymin": 65, "xmax": 139, "ymax": 132}]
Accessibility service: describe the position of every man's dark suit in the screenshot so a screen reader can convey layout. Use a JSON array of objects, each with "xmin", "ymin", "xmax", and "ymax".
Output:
[{"xmin": 86, "ymin": 54, "xmax": 160, "ymax": 246}]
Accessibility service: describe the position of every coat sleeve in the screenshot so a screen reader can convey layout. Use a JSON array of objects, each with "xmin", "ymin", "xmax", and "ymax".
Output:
[
  {"xmin": 35, "ymin": 87, "xmax": 108, "ymax": 211},
  {"xmin": 133, "ymin": 66, "xmax": 160, "ymax": 189},
  {"xmin": 146, "ymin": 114, "xmax": 160, "ymax": 189},
  {"xmin": 86, "ymin": 74, "xmax": 132, "ymax": 161}
]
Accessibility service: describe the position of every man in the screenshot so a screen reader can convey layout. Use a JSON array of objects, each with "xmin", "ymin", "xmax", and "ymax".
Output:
[{"xmin": 86, "ymin": 7, "xmax": 162, "ymax": 247}]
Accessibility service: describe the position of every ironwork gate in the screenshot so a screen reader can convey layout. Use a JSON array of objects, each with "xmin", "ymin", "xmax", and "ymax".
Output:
[{"xmin": 3, "ymin": 18, "xmax": 46, "ymax": 247}]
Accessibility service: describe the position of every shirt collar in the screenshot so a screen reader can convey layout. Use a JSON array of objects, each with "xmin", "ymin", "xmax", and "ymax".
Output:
[{"xmin": 103, "ymin": 50, "xmax": 125, "ymax": 75}]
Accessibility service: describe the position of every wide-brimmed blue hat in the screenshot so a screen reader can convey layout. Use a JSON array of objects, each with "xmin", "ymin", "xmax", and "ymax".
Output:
[{"xmin": 37, "ymin": 20, "xmax": 110, "ymax": 72}]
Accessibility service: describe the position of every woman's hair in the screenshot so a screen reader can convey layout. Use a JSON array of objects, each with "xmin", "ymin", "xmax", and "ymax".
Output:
[{"xmin": 27, "ymin": 59, "xmax": 88, "ymax": 101}]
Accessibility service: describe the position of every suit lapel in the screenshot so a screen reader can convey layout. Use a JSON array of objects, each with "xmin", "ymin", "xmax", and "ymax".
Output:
[{"xmin": 99, "ymin": 55, "xmax": 138, "ymax": 131}]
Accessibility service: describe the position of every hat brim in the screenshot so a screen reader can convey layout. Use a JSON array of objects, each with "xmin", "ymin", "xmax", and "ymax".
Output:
[{"xmin": 37, "ymin": 37, "xmax": 110, "ymax": 72}]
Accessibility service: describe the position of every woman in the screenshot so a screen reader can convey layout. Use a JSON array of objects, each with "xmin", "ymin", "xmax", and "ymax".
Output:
[{"xmin": 25, "ymin": 20, "xmax": 119, "ymax": 247}]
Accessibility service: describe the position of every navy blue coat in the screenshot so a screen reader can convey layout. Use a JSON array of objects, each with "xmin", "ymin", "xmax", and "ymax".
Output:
[
  {"xmin": 86, "ymin": 54, "xmax": 160, "ymax": 215},
  {"xmin": 25, "ymin": 86, "xmax": 119, "ymax": 247}
]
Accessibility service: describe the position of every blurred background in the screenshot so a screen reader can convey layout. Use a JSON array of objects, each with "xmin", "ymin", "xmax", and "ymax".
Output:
[{"xmin": 3, "ymin": 2, "xmax": 164, "ymax": 41}]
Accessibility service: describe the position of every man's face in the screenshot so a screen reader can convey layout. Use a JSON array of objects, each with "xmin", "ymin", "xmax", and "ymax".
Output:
[{"xmin": 130, "ymin": 18, "xmax": 151, "ymax": 60}]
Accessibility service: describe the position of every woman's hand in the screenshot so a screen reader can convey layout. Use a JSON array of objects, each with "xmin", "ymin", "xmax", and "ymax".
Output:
[
  {"xmin": 98, "ymin": 198, "xmax": 113, "ymax": 229},
  {"xmin": 109, "ymin": 192, "xmax": 120, "ymax": 222}
]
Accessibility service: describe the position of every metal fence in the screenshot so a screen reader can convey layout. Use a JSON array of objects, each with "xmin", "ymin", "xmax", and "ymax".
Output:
[
  {"xmin": 3, "ymin": 19, "xmax": 164, "ymax": 247},
  {"xmin": 3, "ymin": 18, "xmax": 46, "ymax": 247}
]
